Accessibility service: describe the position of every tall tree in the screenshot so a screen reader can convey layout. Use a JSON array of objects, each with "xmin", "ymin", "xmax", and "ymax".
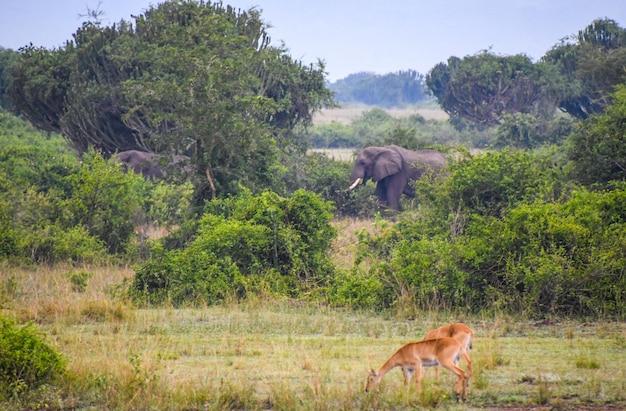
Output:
[
  {"xmin": 542, "ymin": 18, "xmax": 626, "ymax": 119},
  {"xmin": 426, "ymin": 51, "xmax": 558, "ymax": 126},
  {"xmin": 0, "ymin": 47, "xmax": 18, "ymax": 110},
  {"xmin": 567, "ymin": 84, "xmax": 626, "ymax": 187},
  {"xmin": 8, "ymin": 0, "xmax": 333, "ymax": 200}
]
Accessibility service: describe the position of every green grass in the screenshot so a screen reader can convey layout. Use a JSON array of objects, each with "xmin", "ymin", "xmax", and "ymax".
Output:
[{"xmin": 2, "ymin": 265, "xmax": 626, "ymax": 409}]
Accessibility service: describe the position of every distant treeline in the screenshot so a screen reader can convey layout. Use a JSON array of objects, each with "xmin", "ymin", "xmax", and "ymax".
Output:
[{"xmin": 328, "ymin": 70, "xmax": 428, "ymax": 108}]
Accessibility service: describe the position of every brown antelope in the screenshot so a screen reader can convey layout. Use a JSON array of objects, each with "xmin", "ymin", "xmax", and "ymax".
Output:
[
  {"xmin": 365, "ymin": 337, "xmax": 469, "ymax": 402},
  {"xmin": 423, "ymin": 322, "xmax": 474, "ymax": 380}
]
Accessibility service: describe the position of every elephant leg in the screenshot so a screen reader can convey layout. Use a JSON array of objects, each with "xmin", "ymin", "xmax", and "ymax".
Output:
[
  {"xmin": 387, "ymin": 175, "xmax": 408, "ymax": 211},
  {"xmin": 374, "ymin": 181, "xmax": 387, "ymax": 203}
]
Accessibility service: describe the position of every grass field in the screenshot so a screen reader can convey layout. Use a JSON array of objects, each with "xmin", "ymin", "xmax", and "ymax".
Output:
[
  {"xmin": 313, "ymin": 105, "xmax": 449, "ymax": 125},
  {"xmin": 2, "ymin": 220, "xmax": 626, "ymax": 410}
]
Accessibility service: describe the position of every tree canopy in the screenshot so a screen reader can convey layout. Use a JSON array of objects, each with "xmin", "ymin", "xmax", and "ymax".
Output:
[
  {"xmin": 426, "ymin": 51, "xmax": 559, "ymax": 126},
  {"xmin": 542, "ymin": 18, "xmax": 626, "ymax": 119},
  {"xmin": 426, "ymin": 18, "xmax": 626, "ymax": 128},
  {"xmin": 8, "ymin": 0, "xmax": 333, "ymax": 199}
]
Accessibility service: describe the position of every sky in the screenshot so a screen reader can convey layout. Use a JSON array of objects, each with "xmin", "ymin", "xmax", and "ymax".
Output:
[{"xmin": 1, "ymin": 0, "xmax": 624, "ymax": 82}]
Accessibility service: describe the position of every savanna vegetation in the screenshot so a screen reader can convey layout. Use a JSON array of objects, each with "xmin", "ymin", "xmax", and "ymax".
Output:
[{"xmin": 1, "ymin": 1, "xmax": 626, "ymax": 408}]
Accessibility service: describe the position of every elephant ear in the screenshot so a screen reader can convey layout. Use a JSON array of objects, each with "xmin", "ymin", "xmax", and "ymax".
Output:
[{"xmin": 372, "ymin": 149, "xmax": 403, "ymax": 181}]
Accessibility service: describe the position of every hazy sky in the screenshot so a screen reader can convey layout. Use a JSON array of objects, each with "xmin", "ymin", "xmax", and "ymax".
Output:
[{"xmin": 1, "ymin": 0, "xmax": 624, "ymax": 81}]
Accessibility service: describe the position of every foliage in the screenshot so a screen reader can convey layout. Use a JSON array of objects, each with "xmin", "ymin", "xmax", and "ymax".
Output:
[
  {"xmin": 426, "ymin": 51, "xmax": 559, "ymax": 126},
  {"xmin": 281, "ymin": 152, "xmax": 373, "ymax": 217},
  {"xmin": 353, "ymin": 150, "xmax": 626, "ymax": 317},
  {"xmin": 145, "ymin": 181, "xmax": 196, "ymax": 228},
  {"xmin": 457, "ymin": 189, "xmax": 626, "ymax": 316},
  {"xmin": 542, "ymin": 18, "xmax": 626, "ymax": 119},
  {"xmin": 567, "ymin": 84, "xmax": 626, "ymax": 187},
  {"xmin": 0, "ymin": 122, "xmax": 149, "ymax": 263},
  {"xmin": 8, "ymin": 0, "xmax": 333, "ymax": 201},
  {"xmin": 434, "ymin": 149, "xmax": 567, "ymax": 219},
  {"xmin": 493, "ymin": 113, "xmax": 575, "ymax": 149},
  {"xmin": 63, "ymin": 151, "xmax": 146, "ymax": 254},
  {"xmin": 0, "ymin": 317, "xmax": 66, "ymax": 398},
  {"xmin": 0, "ymin": 47, "xmax": 18, "ymax": 110},
  {"xmin": 328, "ymin": 70, "xmax": 429, "ymax": 107},
  {"xmin": 305, "ymin": 122, "xmax": 362, "ymax": 148},
  {"xmin": 130, "ymin": 190, "xmax": 336, "ymax": 305}
]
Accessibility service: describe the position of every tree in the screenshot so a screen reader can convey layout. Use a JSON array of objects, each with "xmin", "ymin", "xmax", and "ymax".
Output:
[
  {"xmin": 542, "ymin": 18, "xmax": 626, "ymax": 119},
  {"xmin": 567, "ymin": 84, "xmax": 626, "ymax": 187},
  {"xmin": 426, "ymin": 51, "xmax": 560, "ymax": 126},
  {"xmin": 8, "ymin": 1, "xmax": 333, "ymax": 200},
  {"xmin": 0, "ymin": 48, "xmax": 18, "ymax": 110}
]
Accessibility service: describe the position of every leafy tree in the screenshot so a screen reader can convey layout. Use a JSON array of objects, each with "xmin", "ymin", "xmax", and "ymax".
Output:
[
  {"xmin": 493, "ymin": 113, "xmax": 575, "ymax": 149},
  {"xmin": 542, "ymin": 18, "xmax": 626, "ymax": 119},
  {"xmin": 426, "ymin": 51, "xmax": 560, "ymax": 126},
  {"xmin": 567, "ymin": 84, "xmax": 626, "ymax": 187},
  {"xmin": 63, "ymin": 151, "xmax": 146, "ymax": 254},
  {"xmin": 0, "ymin": 47, "xmax": 18, "ymax": 110},
  {"xmin": 448, "ymin": 149, "xmax": 562, "ymax": 218},
  {"xmin": 8, "ymin": 1, "xmax": 333, "ymax": 200}
]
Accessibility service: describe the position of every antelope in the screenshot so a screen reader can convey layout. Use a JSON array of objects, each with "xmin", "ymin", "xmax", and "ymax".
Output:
[
  {"xmin": 365, "ymin": 337, "xmax": 469, "ymax": 402},
  {"xmin": 423, "ymin": 322, "xmax": 474, "ymax": 381}
]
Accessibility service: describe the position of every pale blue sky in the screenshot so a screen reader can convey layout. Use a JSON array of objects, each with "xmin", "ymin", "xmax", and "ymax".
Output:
[{"xmin": 1, "ymin": 0, "xmax": 624, "ymax": 81}]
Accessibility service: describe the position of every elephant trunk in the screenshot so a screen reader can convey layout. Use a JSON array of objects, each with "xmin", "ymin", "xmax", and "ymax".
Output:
[{"xmin": 349, "ymin": 177, "xmax": 362, "ymax": 190}]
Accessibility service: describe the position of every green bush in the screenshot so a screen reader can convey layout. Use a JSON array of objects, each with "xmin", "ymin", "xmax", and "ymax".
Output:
[
  {"xmin": 0, "ymin": 317, "xmax": 66, "ymax": 398},
  {"xmin": 131, "ymin": 190, "xmax": 336, "ymax": 305},
  {"xmin": 146, "ymin": 181, "xmax": 195, "ymax": 227},
  {"xmin": 0, "ymin": 200, "xmax": 17, "ymax": 259},
  {"xmin": 64, "ymin": 151, "xmax": 146, "ymax": 254},
  {"xmin": 354, "ymin": 158, "xmax": 626, "ymax": 318},
  {"xmin": 329, "ymin": 268, "xmax": 391, "ymax": 309},
  {"xmin": 0, "ymin": 135, "xmax": 147, "ymax": 263}
]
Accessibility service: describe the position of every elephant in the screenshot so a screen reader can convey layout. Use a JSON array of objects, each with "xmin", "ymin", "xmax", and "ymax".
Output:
[
  {"xmin": 348, "ymin": 145, "xmax": 446, "ymax": 211},
  {"xmin": 115, "ymin": 150, "xmax": 190, "ymax": 180}
]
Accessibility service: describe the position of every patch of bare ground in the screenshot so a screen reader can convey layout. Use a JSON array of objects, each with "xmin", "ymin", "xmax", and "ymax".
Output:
[{"xmin": 313, "ymin": 105, "xmax": 448, "ymax": 124}]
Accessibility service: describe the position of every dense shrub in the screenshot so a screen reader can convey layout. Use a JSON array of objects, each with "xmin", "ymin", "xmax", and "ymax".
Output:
[
  {"xmin": 64, "ymin": 151, "xmax": 146, "ymax": 254},
  {"xmin": 355, "ymin": 182, "xmax": 626, "ymax": 318},
  {"xmin": 0, "ymin": 317, "xmax": 66, "ymax": 399},
  {"xmin": 567, "ymin": 84, "xmax": 626, "ymax": 187},
  {"xmin": 0, "ymin": 137, "xmax": 149, "ymax": 263},
  {"xmin": 131, "ymin": 190, "xmax": 336, "ymax": 305},
  {"xmin": 427, "ymin": 149, "xmax": 567, "ymax": 220}
]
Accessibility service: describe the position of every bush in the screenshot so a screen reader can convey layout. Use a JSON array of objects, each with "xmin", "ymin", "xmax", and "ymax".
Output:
[
  {"xmin": 329, "ymin": 268, "xmax": 391, "ymax": 310},
  {"xmin": 64, "ymin": 151, "xmax": 146, "ymax": 254},
  {"xmin": 131, "ymin": 190, "xmax": 336, "ymax": 305},
  {"xmin": 360, "ymin": 186, "xmax": 626, "ymax": 317},
  {"xmin": 0, "ymin": 317, "xmax": 66, "ymax": 398}
]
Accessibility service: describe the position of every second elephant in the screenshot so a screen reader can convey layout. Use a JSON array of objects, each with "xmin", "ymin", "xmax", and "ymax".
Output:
[
  {"xmin": 349, "ymin": 145, "xmax": 446, "ymax": 211},
  {"xmin": 116, "ymin": 150, "xmax": 190, "ymax": 180}
]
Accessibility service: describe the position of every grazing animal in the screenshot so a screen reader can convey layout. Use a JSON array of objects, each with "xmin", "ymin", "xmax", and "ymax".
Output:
[
  {"xmin": 116, "ymin": 150, "xmax": 190, "ymax": 180},
  {"xmin": 423, "ymin": 322, "xmax": 474, "ymax": 380},
  {"xmin": 365, "ymin": 337, "xmax": 469, "ymax": 402},
  {"xmin": 348, "ymin": 145, "xmax": 446, "ymax": 211}
]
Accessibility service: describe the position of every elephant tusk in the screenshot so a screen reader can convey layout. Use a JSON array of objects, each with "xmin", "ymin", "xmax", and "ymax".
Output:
[{"xmin": 349, "ymin": 178, "xmax": 362, "ymax": 190}]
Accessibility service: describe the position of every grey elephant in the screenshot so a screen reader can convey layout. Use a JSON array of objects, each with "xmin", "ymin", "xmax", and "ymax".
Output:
[
  {"xmin": 115, "ymin": 150, "xmax": 190, "ymax": 180},
  {"xmin": 348, "ymin": 145, "xmax": 446, "ymax": 211}
]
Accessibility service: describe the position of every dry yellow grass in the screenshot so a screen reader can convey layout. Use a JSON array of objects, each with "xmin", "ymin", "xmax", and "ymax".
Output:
[{"xmin": 2, "ymin": 222, "xmax": 626, "ymax": 410}]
